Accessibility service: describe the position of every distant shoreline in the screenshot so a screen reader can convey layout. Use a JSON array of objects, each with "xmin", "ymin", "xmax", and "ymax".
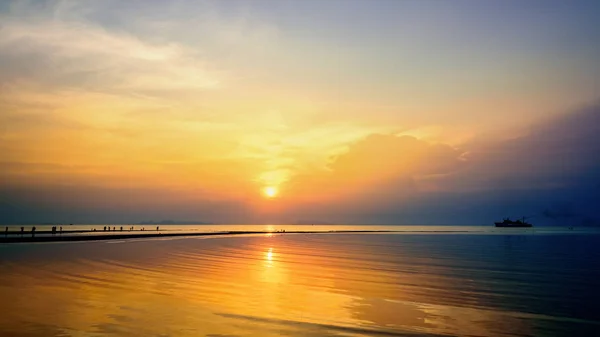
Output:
[
  {"xmin": 0, "ymin": 230, "xmax": 396, "ymax": 244},
  {"xmin": 2, "ymin": 226, "xmax": 591, "ymax": 244}
]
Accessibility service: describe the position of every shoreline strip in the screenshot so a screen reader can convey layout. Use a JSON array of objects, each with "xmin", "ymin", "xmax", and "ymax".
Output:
[{"xmin": 0, "ymin": 230, "xmax": 396, "ymax": 243}]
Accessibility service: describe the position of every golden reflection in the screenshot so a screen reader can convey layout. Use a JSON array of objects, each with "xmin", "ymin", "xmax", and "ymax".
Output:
[
  {"xmin": 0, "ymin": 236, "xmax": 538, "ymax": 337},
  {"xmin": 261, "ymin": 247, "xmax": 283, "ymax": 286}
]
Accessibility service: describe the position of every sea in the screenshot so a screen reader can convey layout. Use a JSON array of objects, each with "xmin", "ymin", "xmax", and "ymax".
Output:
[{"xmin": 1, "ymin": 225, "xmax": 599, "ymax": 336}]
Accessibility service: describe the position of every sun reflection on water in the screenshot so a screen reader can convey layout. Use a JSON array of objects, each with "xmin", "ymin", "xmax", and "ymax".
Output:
[
  {"xmin": 266, "ymin": 247, "xmax": 273, "ymax": 262},
  {"xmin": 0, "ymin": 234, "xmax": 574, "ymax": 336}
]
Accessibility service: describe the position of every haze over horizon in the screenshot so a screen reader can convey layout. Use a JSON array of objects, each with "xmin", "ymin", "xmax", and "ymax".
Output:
[{"xmin": 1, "ymin": 0, "xmax": 599, "ymax": 225}]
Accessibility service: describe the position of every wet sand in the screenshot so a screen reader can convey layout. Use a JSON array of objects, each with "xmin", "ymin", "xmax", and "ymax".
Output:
[{"xmin": 0, "ymin": 230, "xmax": 394, "ymax": 243}]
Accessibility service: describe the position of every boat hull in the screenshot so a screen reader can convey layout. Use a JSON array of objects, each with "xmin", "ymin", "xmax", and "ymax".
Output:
[{"xmin": 494, "ymin": 222, "xmax": 533, "ymax": 228}]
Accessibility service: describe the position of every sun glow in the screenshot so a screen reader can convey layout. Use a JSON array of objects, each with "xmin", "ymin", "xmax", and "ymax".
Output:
[{"xmin": 263, "ymin": 186, "xmax": 278, "ymax": 198}]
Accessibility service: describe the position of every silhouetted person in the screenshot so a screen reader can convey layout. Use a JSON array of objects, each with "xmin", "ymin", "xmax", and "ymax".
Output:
[
  {"xmin": 103, "ymin": 226, "xmax": 107, "ymax": 231},
  {"xmin": 93, "ymin": 228, "xmax": 96, "ymax": 232},
  {"xmin": 60, "ymin": 226, "xmax": 63, "ymax": 234},
  {"xmin": 52, "ymin": 226, "xmax": 56, "ymax": 235},
  {"xmin": 156, "ymin": 226, "xmax": 159, "ymax": 231},
  {"xmin": 4, "ymin": 227, "xmax": 7, "ymax": 237},
  {"xmin": 120, "ymin": 226, "xmax": 123, "ymax": 231},
  {"xmin": 113, "ymin": 226, "xmax": 116, "ymax": 231},
  {"xmin": 31, "ymin": 226, "xmax": 36, "ymax": 237},
  {"xmin": 20, "ymin": 226, "xmax": 24, "ymax": 236}
]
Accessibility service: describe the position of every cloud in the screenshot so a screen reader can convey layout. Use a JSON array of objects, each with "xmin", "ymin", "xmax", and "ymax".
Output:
[
  {"xmin": 278, "ymin": 104, "xmax": 600, "ymax": 224},
  {"xmin": 0, "ymin": 16, "xmax": 221, "ymax": 95},
  {"xmin": 2, "ymin": 104, "xmax": 599, "ymax": 225},
  {"xmin": 282, "ymin": 134, "xmax": 465, "ymax": 216},
  {"xmin": 408, "ymin": 103, "xmax": 600, "ymax": 223},
  {"xmin": 228, "ymin": 109, "xmax": 394, "ymax": 187},
  {"xmin": 450, "ymin": 102, "xmax": 600, "ymax": 191},
  {"xmin": 0, "ymin": 0, "xmax": 292, "ymax": 187},
  {"xmin": 329, "ymin": 134, "xmax": 464, "ymax": 182},
  {"xmin": 0, "ymin": 0, "xmax": 284, "ymax": 100}
]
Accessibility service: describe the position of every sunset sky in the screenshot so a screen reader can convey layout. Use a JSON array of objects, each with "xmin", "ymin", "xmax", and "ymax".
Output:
[{"xmin": 1, "ymin": 0, "xmax": 599, "ymax": 225}]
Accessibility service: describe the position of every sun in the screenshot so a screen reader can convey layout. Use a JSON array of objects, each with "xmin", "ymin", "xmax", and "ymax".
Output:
[{"xmin": 263, "ymin": 186, "xmax": 278, "ymax": 198}]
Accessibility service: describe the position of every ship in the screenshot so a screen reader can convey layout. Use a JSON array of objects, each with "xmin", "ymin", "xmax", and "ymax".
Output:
[{"xmin": 494, "ymin": 217, "xmax": 533, "ymax": 228}]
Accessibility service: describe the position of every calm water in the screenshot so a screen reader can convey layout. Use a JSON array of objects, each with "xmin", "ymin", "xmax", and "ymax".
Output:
[{"xmin": 1, "ymin": 229, "xmax": 599, "ymax": 336}]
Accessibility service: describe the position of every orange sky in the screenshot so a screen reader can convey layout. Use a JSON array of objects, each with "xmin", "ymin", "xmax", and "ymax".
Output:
[{"xmin": 1, "ymin": 1, "xmax": 599, "ymax": 224}]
